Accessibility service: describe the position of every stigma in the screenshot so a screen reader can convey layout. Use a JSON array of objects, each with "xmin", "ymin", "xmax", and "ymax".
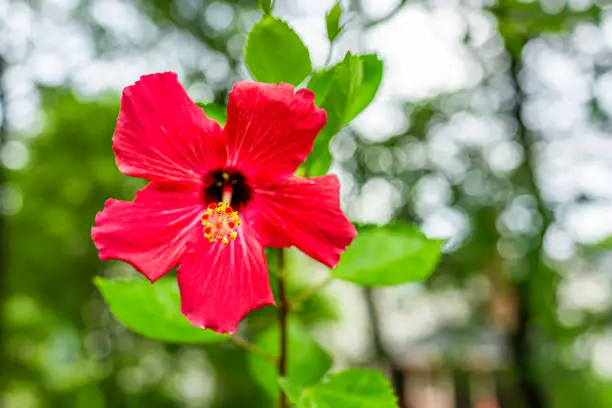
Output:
[{"xmin": 201, "ymin": 201, "xmax": 241, "ymax": 244}]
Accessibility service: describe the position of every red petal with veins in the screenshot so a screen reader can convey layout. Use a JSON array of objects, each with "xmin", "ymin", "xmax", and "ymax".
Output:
[
  {"xmin": 177, "ymin": 223, "xmax": 275, "ymax": 334},
  {"xmin": 224, "ymin": 81, "xmax": 326, "ymax": 185},
  {"xmin": 249, "ymin": 175, "xmax": 357, "ymax": 268},
  {"xmin": 92, "ymin": 183, "xmax": 203, "ymax": 281},
  {"xmin": 114, "ymin": 72, "xmax": 225, "ymax": 183}
]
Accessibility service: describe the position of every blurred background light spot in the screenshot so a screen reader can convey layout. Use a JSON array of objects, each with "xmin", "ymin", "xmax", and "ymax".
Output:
[
  {"xmin": 205, "ymin": 2, "xmax": 235, "ymax": 32},
  {"xmin": 366, "ymin": 5, "xmax": 481, "ymax": 101},
  {"xmin": 565, "ymin": 202, "xmax": 612, "ymax": 244},
  {"xmin": 362, "ymin": 0, "xmax": 401, "ymax": 20},
  {"xmin": 1, "ymin": 140, "xmax": 29, "ymax": 170},
  {"xmin": 353, "ymin": 98, "xmax": 407, "ymax": 142},
  {"xmin": 204, "ymin": 55, "xmax": 230, "ymax": 84},
  {"xmin": 591, "ymin": 335, "xmax": 612, "ymax": 379},
  {"xmin": 84, "ymin": 330, "xmax": 112, "ymax": 359},
  {"xmin": 330, "ymin": 133, "xmax": 357, "ymax": 161},
  {"xmin": 543, "ymin": 225, "xmax": 576, "ymax": 261},
  {"xmin": 173, "ymin": 0, "xmax": 200, "ymax": 21},
  {"xmin": 559, "ymin": 272, "xmax": 612, "ymax": 313},
  {"xmin": 421, "ymin": 207, "xmax": 469, "ymax": 250},
  {"xmin": 415, "ymin": 173, "xmax": 452, "ymax": 212},
  {"xmin": 187, "ymin": 82, "xmax": 214, "ymax": 104},
  {"xmin": 486, "ymin": 141, "xmax": 524, "ymax": 174},
  {"xmin": 349, "ymin": 177, "xmax": 401, "ymax": 224},
  {"xmin": 0, "ymin": 183, "xmax": 23, "ymax": 216},
  {"xmin": 4, "ymin": 382, "xmax": 41, "ymax": 408},
  {"xmin": 165, "ymin": 349, "xmax": 215, "ymax": 407}
]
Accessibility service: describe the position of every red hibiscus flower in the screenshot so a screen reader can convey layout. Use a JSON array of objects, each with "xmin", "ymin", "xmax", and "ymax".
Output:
[{"xmin": 92, "ymin": 72, "xmax": 357, "ymax": 334}]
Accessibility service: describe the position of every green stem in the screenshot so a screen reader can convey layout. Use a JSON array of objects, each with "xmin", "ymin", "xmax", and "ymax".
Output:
[
  {"xmin": 277, "ymin": 248, "xmax": 289, "ymax": 408},
  {"xmin": 324, "ymin": 42, "xmax": 335, "ymax": 68},
  {"xmin": 363, "ymin": 0, "xmax": 408, "ymax": 29},
  {"xmin": 290, "ymin": 274, "xmax": 333, "ymax": 310},
  {"xmin": 229, "ymin": 336, "xmax": 277, "ymax": 364}
]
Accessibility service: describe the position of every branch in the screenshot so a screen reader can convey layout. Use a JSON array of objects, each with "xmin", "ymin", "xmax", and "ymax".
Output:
[
  {"xmin": 290, "ymin": 274, "xmax": 334, "ymax": 310},
  {"xmin": 277, "ymin": 248, "xmax": 289, "ymax": 408},
  {"xmin": 363, "ymin": 288, "xmax": 407, "ymax": 407},
  {"xmin": 364, "ymin": 0, "xmax": 408, "ymax": 29},
  {"xmin": 229, "ymin": 336, "xmax": 277, "ymax": 364},
  {"xmin": 505, "ymin": 35, "xmax": 551, "ymax": 408}
]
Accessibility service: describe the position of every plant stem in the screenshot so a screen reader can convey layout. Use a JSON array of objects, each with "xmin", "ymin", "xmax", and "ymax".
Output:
[
  {"xmin": 490, "ymin": 0, "xmax": 551, "ymax": 399},
  {"xmin": 363, "ymin": 288, "xmax": 406, "ymax": 406},
  {"xmin": 363, "ymin": 0, "xmax": 407, "ymax": 29},
  {"xmin": 324, "ymin": 42, "xmax": 334, "ymax": 67},
  {"xmin": 506, "ymin": 49, "xmax": 549, "ymax": 408},
  {"xmin": 229, "ymin": 336, "xmax": 277, "ymax": 364},
  {"xmin": 290, "ymin": 274, "xmax": 333, "ymax": 310},
  {"xmin": 277, "ymin": 248, "xmax": 289, "ymax": 408}
]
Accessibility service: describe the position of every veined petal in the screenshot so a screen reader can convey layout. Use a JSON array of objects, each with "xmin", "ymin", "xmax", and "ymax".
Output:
[
  {"xmin": 92, "ymin": 183, "xmax": 203, "ymax": 281},
  {"xmin": 114, "ymin": 72, "xmax": 225, "ymax": 183},
  {"xmin": 177, "ymin": 223, "xmax": 275, "ymax": 334},
  {"xmin": 223, "ymin": 81, "xmax": 326, "ymax": 184},
  {"xmin": 250, "ymin": 175, "xmax": 357, "ymax": 268}
]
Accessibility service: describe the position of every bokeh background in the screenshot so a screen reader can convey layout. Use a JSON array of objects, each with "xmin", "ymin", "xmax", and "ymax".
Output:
[{"xmin": 2, "ymin": 0, "xmax": 612, "ymax": 407}]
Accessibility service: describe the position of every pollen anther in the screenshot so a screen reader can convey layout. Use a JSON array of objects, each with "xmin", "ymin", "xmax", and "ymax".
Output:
[{"xmin": 201, "ymin": 202, "xmax": 241, "ymax": 244}]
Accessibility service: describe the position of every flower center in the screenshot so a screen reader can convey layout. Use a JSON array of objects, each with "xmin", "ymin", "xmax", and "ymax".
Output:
[
  {"xmin": 202, "ymin": 169, "xmax": 252, "ymax": 209},
  {"xmin": 201, "ymin": 169, "xmax": 250, "ymax": 244},
  {"xmin": 201, "ymin": 201, "xmax": 241, "ymax": 244}
]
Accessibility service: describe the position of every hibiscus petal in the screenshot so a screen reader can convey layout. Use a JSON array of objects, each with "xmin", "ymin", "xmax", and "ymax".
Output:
[
  {"xmin": 114, "ymin": 72, "xmax": 225, "ymax": 183},
  {"xmin": 250, "ymin": 175, "xmax": 357, "ymax": 268},
  {"xmin": 177, "ymin": 224, "xmax": 275, "ymax": 334},
  {"xmin": 92, "ymin": 183, "xmax": 203, "ymax": 281},
  {"xmin": 224, "ymin": 81, "xmax": 326, "ymax": 183}
]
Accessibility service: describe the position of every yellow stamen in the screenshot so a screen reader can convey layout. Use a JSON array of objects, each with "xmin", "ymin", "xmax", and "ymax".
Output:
[{"xmin": 201, "ymin": 202, "xmax": 241, "ymax": 244}]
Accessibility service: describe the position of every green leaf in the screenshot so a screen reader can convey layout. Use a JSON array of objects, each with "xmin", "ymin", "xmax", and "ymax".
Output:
[
  {"xmin": 258, "ymin": 0, "xmax": 275, "ymax": 14},
  {"xmin": 95, "ymin": 277, "xmax": 228, "ymax": 343},
  {"xmin": 346, "ymin": 54, "xmax": 383, "ymax": 123},
  {"xmin": 278, "ymin": 377, "xmax": 303, "ymax": 403},
  {"xmin": 307, "ymin": 69, "xmax": 335, "ymax": 107},
  {"xmin": 248, "ymin": 318, "xmax": 332, "ymax": 398},
  {"xmin": 308, "ymin": 53, "xmax": 383, "ymax": 123},
  {"xmin": 303, "ymin": 53, "xmax": 361, "ymax": 175},
  {"xmin": 322, "ymin": 52, "xmax": 364, "ymax": 133},
  {"xmin": 196, "ymin": 102, "xmax": 227, "ymax": 126},
  {"xmin": 304, "ymin": 53, "xmax": 383, "ymax": 176},
  {"xmin": 245, "ymin": 16, "xmax": 312, "ymax": 85},
  {"xmin": 278, "ymin": 369, "xmax": 398, "ymax": 408},
  {"xmin": 333, "ymin": 223, "xmax": 443, "ymax": 286},
  {"xmin": 326, "ymin": 1, "xmax": 343, "ymax": 42}
]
